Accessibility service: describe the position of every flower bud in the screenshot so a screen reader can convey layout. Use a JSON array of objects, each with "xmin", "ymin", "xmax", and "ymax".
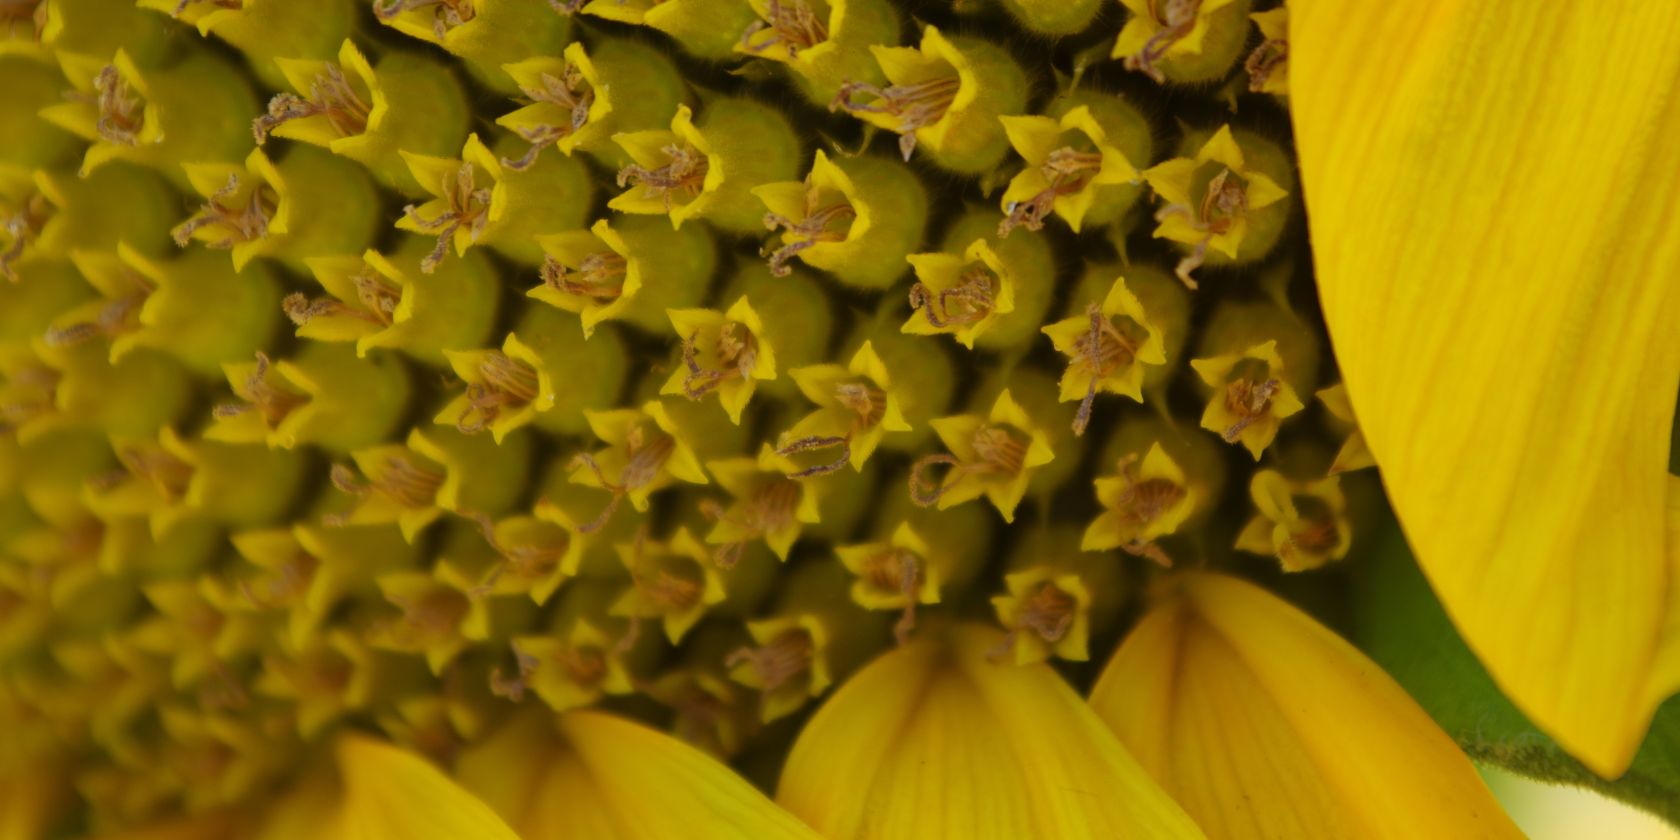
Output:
[
  {"xmin": 209, "ymin": 343, "xmax": 411, "ymax": 454},
  {"xmin": 611, "ymin": 99, "xmax": 802, "ymax": 235},
  {"xmin": 532, "ymin": 215, "xmax": 716, "ymax": 336},
  {"xmin": 737, "ymin": 0, "xmax": 899, "ymax": 106},
  {"xmin": 373, "ymin": 0, "xmax": 571, "ymax": 94},
  {"xmin": 908, "ymin": 388, "xmax": 1055, "ymax": 523},
  {"xmin": 139, "ymin": 0, "xmax": 353, "ymax": 90},
  {"xmin": 903, "ymin": 209, "xmax": 1054, "ymax": 352},
  {"xmin": 0, "ymin": 57, "xmax": 83, "ymax": 170},
  {"xmin": 996, "ymin": 0, "xmax": 1100, "ymax": 35},
  {"xmin": 991, "ymin": 525, "xmax": 1122, "ymax": 665},
  {"xmin": 1113, "ymin": 0, "xmax": 1252, "ymax": 85},
  {"xmin": 97, "ymin": 245, "xmax": 280, "ymax": 377},
  {"xmin": 1142, "ymin": 124, "xmax": 1292, "ymax": 288},
  {"xmin": 1234, "ymin": 468, "xmax": 1351, "ymax": 572},
  {"xmin": 999, "ymin": 89, "xmax": 1153, "ymax": 236},
  {"xmin": 580, "ymin": 0, "xmax": 760, "ymax": 61},
  {"xmin": 2, "ymin": 165, "xmax": 176, "ymax": 282}
]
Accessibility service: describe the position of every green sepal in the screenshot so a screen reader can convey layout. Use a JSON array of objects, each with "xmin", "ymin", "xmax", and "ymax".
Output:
[
  {"xmin": 996, "ymin": 0, "xmax": 1101, "ymax": 35},
  {"xmin": 1350, "ymin": 521, "xmax": 1680, "ymax": 830}
]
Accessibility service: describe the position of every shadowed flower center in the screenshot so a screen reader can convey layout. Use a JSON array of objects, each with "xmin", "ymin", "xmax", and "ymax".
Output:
[{"xmin": 253, "ymin": 62, "xmax": 373, "ymax": 143}]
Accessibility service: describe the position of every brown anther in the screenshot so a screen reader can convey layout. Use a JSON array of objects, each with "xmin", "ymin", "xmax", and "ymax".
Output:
[
  {"xmin": 762, "ymin": 201, "xmax": 855, "ymax": 276},
  {"xmin": 727, "ymin": 629, "xmax": 812, "ymax": 694},
  {"xmin": 540, "ymin": 250, "xmax": 627, "ymax": 301},
  {"xmin": 457, "ymin": 351, "xmax": 540, "ymax": 434},
  {"xmin": 861, "ymin": 548, "xmax": 923, "ymax": 644},
  {"xmin": 569, "ymin": 429, "xmax": 676, "ymax": 533},
  {"xmin": 909, "ymin": 264, "xmax": 996, "ymax": 330},
  {"xmin": 547, "ymin": 0, "xmax": 584, "ymax": 13},
  {"xmin": 833, "ymin": 381, "xmax": 886, "ymax": 428},
  {"xmin": 94, "ymin": 64, "xmax": 145, "ymax": 146},
  {"xmin": 1245, "ymin": 38, "xmax": 1288, "ymax": 92},
  {"xmin": 116, "ymin": 444, "xmax": 194, "ymax": 501},
  {"xmin": 504, "ymin": 65, "xmax": 593, "ymax": 171},
  {"xmin": 1222, "ymin": 375, "xmax": 1281, "ymax": 442},
  {"xmin": 1018, "ymin": 581, "xmax": 1076, "ymax": 642},
  {"xmin": 0, "ymin": 363, "xmax": 59, "ymax": 429},
  {"xmin": 701, "ymin": 477, "xmax": 801, "ymax": 566},
  {"xmin": 1123, "ymin": 0, "xmax": 1202, "ymax": 83},
  {"xmin": 253, "ymin": 63, "xmax": 371, "ymax": 144},
  {"xmin": 173, "ymin": 173, "xmax": 277, "ymax": 249},
  {"xmin": 1, "ymin": 192, "xmax": 50, "ymax": 282},
  {"xmin": 1154, "ymin": 166, "xmax": 1249, "ymax": 289},
  {"xmin": 775, "ymin": 434, "xmax": 851, "ymax": 478},
  {"xmin": 372, "ymin": 0, "xmax": 476, "ymax": 38},
  {"xmin": 1070, "ymin": 304, "xmax": 1147, "ymax": 436},
  {"xmin": 403, "ymin": 162, "xmax": 491, "ymax": 274},
  {"xmin": 680, "ymin": 322, "xmax": 757, "ymax": 400},
  {"xmin": 1105, "ymin": 452, "xmax": 1185, "ymax": 566},
  {"xmin": 238, "ymin": 550, "xmax": 317, "ymax": 608},
  {"xmin": 971, "ymin": 424, "xmax": 1028, "ymax": 475},
  {"xmin": 489, "ymin": 642, "xmax": 540, "ymax": 701},
  {"xmin": 907, "ymin": 453, "xmax": 964, "ymax": 507},
  {"xmin": 213, "ymin": 352, "xmax": 306, "ymax": 426},
  {"xmin": 740, "ymin": 0, "xmax": 829, "ymax": 56},
  {"xmin": 616, "ymin": 144, "xmax": 709, "ymax": 212},
  {"xmin": 831, "ymin": 75, "xmax": 961, "ymax": 160},
  {"xmin": 999, "ymin": 147, "xmax": 1106, "ymax": 237},
  {"xmin": 386, "ymin": 591, "xmax": 467, "ymax": 646}
]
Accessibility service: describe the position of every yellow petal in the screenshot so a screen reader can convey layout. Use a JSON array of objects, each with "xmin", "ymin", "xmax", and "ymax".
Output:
[
  {"xmin": 458, "ymin": 709, "xmax": 821, "ymax": 839},
  {"xmin": 777, "ymin": 623, "xmax": 1204, "ymax": 839},
  {"xmin": 1091, "ymin": 573, "xmax": 1523, "ymax": 839},
  {"xmin": 1291, "ymin": 0, "xmax": 1680, "ymax": 775},
  {"xmin": 337, "ymin": 734, "xmax": 521, "ymax": 840}
]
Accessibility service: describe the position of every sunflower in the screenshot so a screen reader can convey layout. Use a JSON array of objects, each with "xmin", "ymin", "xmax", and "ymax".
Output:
[{"xmin": 2, "ymin": 0, "xmax": 1678, "ymax": 838}]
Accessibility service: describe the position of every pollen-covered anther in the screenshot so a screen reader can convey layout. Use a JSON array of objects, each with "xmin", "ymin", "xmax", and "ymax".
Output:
[
  {"xmin": 1245, "ymin": 37, "xmax": 1287, "ymax": 92},
  {"xmin": 116, "ymin": 442, "xmax": 194, "ymax": 501},
  {"xmin": 1156, "ymin": 166, "xmax": 1246, "ymax": 289},
  {"xmin": 504, "ymin": 64, "xmax": 593, "ymax": 170},
  {"xmin": 570, "ymin": 427, "xmax": 676, "ymax": 533},
  {"xmin": 909, "ymin": 264, "xmax": 997, "ymax": 330},
  {"xmin": 331, "ymin": 453, "xmax": 444, "ymax": 512},
  {"xmin": 1068, "ymin": 303, "xmax": 1145, "ymax": 436},
  {"xmin": 488, "ymin": 642, "xmax": 541, "ymax": 701},
  {"xmin": 701, "ymin": 476, "xmax": 800, "ymax": 567},
  {"xmin": 762, "ymin": 201, "xmax": 855, "ymax": 277},
  {"xmin": 1107, "ymin": 454, "xmax": 1183, "ymax": 566},
  {"xmin": 284, "ymin": 264, "xmax": 402, "ymax": 328},
  {"xmin": 832, "ymin": 75, "xmax": 960, "ymax": 160},
  {"xmin": 540, "ymin": 249, "xmax": 626, "ymax": 301},
  {"xmin": 213, "ymin": 352, "xmax": 307, "ymax": 426},
  {"xmin": 991, "ymin": 581, "xmax": 1076, "ymax": 661},
  {"xmin": 456, "ymin": 351, "xmax": 540, "ymax": 434},
  {"xmin": 909, "ymin": 424, "xmax": 1027, "ymax": 507},
  {"xmin": 1000, "ymin": 147, "xmax": 1106, "ymax": 238},
  {"xmin": 0, "ymin": 192, "xmax": 49, "ymax": 282},
  {"xmin": 373, "ymin": 0, "xmax": 476, "ymax": 38},
  {"xmin": 1124, "ymin": 0, "xmax": 1201, "ymax": 83},
  {"xmin": 172, "ymin": 173, "xmax": 277, "ymax": 249},
  {"xmin": 727, "ymin": 629, "xmax": 813, "ymax": 695},
  {"xmin": 253, "ymin": 63, "xmax": 371, "ymax": 144},
  {"xmin": 861, "ymin": 548, "xmax": 924, "ymax": 643},
  {"xmin": 402, "ymin": 162, "xmax": 491, "ymax": 274},
  {"xmin": 1221, "ymin": 373, "xmax": 1281, "ymax": 443},
  {"xmin": 681, "ymin": 322, "xmax": 757, "ymax": 400},
  {"xmin": 741, "ymin": 0, "xmax": 829, "ymax": 56},
  {"xmin": 616, "ymin": 144, "xmax": 709, "ymax": 212},
  {"xmin": 93, "ymin": 64, "xmax": 145, "ymax": 146}
]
